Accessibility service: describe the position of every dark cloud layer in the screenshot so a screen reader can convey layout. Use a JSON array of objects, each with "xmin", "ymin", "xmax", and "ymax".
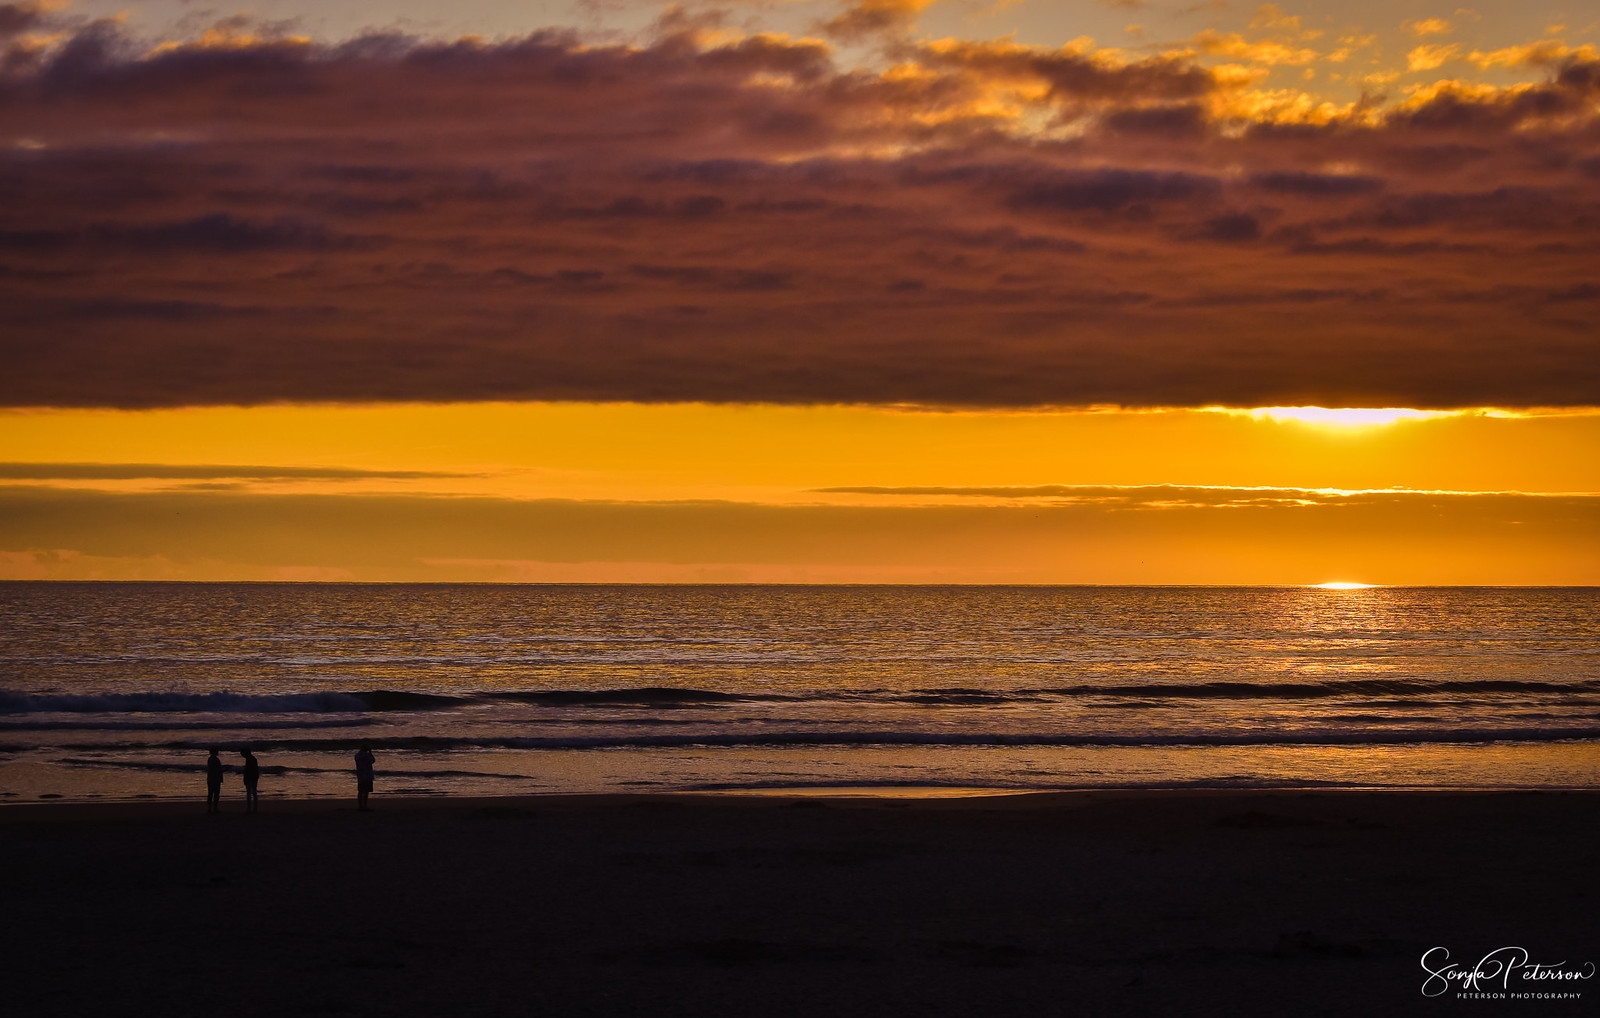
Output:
[{"xmin": 2, "ymin": 13, "xmax": 1599, "ymax": 408}]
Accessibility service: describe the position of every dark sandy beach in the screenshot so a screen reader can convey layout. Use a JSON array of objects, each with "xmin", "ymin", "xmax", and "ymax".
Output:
[{"xmin": 3, "ymin": 789, "xmax": 1596, "ymax": 1016}]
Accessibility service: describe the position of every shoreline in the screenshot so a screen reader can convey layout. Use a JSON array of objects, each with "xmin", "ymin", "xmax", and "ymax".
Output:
[{"xmin": 6, "ymin": 783, "xmax": 1595, "ymax": 818}]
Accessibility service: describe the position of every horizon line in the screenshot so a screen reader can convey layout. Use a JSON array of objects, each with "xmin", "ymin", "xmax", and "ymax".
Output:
[{"xmin": 2, "ymin": 580, "xmax": 1594, "ymax": 589}]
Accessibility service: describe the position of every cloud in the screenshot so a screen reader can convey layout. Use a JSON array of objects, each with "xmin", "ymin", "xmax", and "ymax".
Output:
[
  {"xmin": 1469, "ymin": 40, "xmax": 1599, "ymax": 70},
  {"xmin": 0, "ymin": 214, "xmax": 379, "ymax": 254},
  {"xmin": 0, "ymin": 462, "xmax": 474, "ymax": 480},
  {"xmin": 821, "ymin": 0, "xmax": 937, "ymax": 42},
  {"xmin": 1186, "ymin": 211, "xmax": 1261, "ymax": 242},
  {"xmin": 812, "ymin": 482, "xmax": 1598, "ymax": 507},
  {"xmin": 1101, "ymin": 103, "xmax": 1209, "ymax": 135},
  {"xmin": 1407, "ymin": 43, "xmax": 1460, "ymax": 70},
  {"xmin": 1405, "ymin": 18, "xmax": 1453, "ymax": 38},
  {"xmin": 1248, "ymin": 5, "xmax": 1300, "ymax": 32},
  {"xmin": 1249, "ymin": 171, "xmax": 1385, "ymax": 196},
  {"xmin": 1000, "ymin": 167, "xmax": 1221, "ymax": 213},
  {"xmin": 0, "ymin": 2, "xmax": 50, "ymax": 38},
  {"xmin": 904, "ymin": 36, "xmax": 1216, "ymax": 102},
  {"xmin": 0, "ymin": 19, "xmax": 1597, "ymax": 409},
  {"xmin": 1190, "ymin": 29, "xmax": 1319, "ymax": 65}
]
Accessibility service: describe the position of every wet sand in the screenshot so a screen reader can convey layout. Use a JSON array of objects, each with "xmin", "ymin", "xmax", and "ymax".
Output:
[{"xmin": 2, "ymin": 789, "xmax": 1596, "ymax": 1016}]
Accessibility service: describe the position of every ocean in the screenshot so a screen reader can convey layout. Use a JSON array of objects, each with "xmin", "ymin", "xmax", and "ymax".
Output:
[{"xmin": 2, "ymin": 582, "xmax": 1597, "ymax": 802}]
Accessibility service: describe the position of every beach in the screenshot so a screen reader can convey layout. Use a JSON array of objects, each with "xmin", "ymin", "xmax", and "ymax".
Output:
[{"xmin": 4, "ymin": 789, "xmax": 1595, "ymax": 1016}]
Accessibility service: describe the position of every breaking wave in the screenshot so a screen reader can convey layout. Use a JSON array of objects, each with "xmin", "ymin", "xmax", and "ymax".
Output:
[
  {"xmin": 4, "ymin": 678, "xmax": 1595, "ymax": 717},
  {"xmin": 0, "ymin": 690, "xmax": 463, "ymax": 714},
  {"xmin": 107, "ymin": 727, "xmax": 1600, "ymax": 752}
]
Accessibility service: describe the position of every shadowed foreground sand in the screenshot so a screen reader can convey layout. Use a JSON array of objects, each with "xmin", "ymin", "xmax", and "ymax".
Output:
[{"xmin": 2, "ymin": 790, "xmax": 1596, "ymax": 1016}]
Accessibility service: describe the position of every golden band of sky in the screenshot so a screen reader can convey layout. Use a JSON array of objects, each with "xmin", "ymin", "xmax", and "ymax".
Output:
[{"xmin": 1, "ymin": 402, "xmax": 1596, "ymax": 583}]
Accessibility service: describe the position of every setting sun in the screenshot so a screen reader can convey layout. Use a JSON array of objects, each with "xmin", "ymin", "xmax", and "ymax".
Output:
[{"xmin": 1242, "ymin": 408, "xmax": 1452, "ymax": 429}]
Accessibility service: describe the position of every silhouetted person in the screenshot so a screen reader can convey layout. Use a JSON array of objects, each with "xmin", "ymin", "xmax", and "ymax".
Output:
[
  {"xmin": 205, "ymin": 748, "xmax": 224, "ymax": 813},
  {"xmin": 354, "ymin": 744, "xmax": 375, "ymax": 811},
  {"xmin": 240, "ymin": 749, "xmax": 260, "ymax": 813}
]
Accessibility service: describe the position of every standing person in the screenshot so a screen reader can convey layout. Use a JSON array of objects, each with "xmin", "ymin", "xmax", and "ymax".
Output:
[
  {"xmin": 205, "ymin": 748, "xmax": 224, "ymax": 813},
  {"xmin": 239, "ymin": 748, "xmax": 260, "ymax": 813},
  {"xmin": 354, "ymin": 744, "xmax": 375, "ymax": 812}
]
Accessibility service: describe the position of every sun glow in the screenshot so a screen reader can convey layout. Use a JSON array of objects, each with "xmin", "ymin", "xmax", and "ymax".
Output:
[
  {"xmin": 1247, "ymin": 407, "xmax": 1451, "ymax": 428},
  {"xmin": 1311, "ymin": 582, "xmax": 1378, "ymax": 589}
]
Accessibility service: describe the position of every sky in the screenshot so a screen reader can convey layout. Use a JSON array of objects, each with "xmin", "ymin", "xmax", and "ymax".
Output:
[{"xmin": 1, "ymin": 0, "xmax": 1597, "ymax": 583}]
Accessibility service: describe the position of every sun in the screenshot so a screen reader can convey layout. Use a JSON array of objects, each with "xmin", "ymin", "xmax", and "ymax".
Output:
[
  {"xmin": 1310, "ymin": 582, "xmax": 1378, "ymax": 589},
  {"xmin": 1247, "ymin": 407, "xmax": 1451, "ymax": 429}
]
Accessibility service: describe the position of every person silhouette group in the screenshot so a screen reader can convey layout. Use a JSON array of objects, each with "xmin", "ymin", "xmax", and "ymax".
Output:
[
  {"xmin": 203, "ymin": 745, "xmax": 377, "ymax": 812},
  {"xmin": 205, "ymin": 747, "xmax": 261, "ymax": 813}
]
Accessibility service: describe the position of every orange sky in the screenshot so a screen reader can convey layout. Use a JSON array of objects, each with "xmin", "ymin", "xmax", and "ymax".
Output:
[{"xmin": 2, "ymin": 403, "xmax": 1595, "ymax": 583}]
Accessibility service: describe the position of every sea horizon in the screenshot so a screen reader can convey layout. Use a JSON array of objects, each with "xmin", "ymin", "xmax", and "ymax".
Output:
[{"xmin": 5, "ymin": 579, "xmax": 1595, "ymax": 588}]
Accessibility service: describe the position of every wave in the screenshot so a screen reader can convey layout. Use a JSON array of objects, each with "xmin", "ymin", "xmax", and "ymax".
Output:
[
  {"xmin": 0, "ymin": 690, "xmax": 463, "ymax": 714},
  {"xmin": 0, "ymin": 719, "xmax": 372, "ymax": 732},
  {"xmin": 893, "ymin": 688, "xmax": 1050, "ymax": 705},
  {"xmin": 493, "ymin": 686, "xmax": 799, "ymax": 706},
  {"xmin": 0, "ymin": 685, "xmax": 808, "ymax": 715},
  {"xmin": 859, "ymin": 679, "xmax": 1600, "ymax": 704},
  {"xmin": 675, "ymin": 775, "xmax": 1372, "ymax": 792},
  {"xmin": 82, "ymin": 726, "xmax": 1600, "ymax": 753},
  {"xmin": 51, "ymin": 757, "xmax": 544, "ymax": 781},
  {"xmin": 1014, "ymin": 679, "xmax": 1600, "ymax": 699},
  {"xmin": 4, "ymin": 678, "xmax": 1595, "ymax": 717},
  {"xmin": 491, "ymin": 680, "xmax": 1600, "ymax": 706}
]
